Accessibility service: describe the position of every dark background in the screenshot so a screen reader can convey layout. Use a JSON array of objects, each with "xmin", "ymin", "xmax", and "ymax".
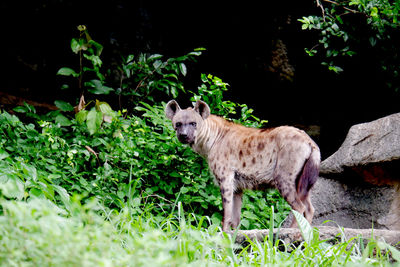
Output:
[{"xmin": 0, "ymin": 1, "xmax": 399, "ymax": 158}]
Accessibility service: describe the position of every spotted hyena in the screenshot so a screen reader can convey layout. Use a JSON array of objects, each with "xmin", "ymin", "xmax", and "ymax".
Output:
[{"xmin": 165, "ymin": 100, "xmax": 320, "ymax": 231}]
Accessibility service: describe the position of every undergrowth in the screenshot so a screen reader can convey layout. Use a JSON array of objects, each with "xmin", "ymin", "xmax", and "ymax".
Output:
[{"xmin": 0, "ymin": 197, "xmax": 398, "ymax": 266}]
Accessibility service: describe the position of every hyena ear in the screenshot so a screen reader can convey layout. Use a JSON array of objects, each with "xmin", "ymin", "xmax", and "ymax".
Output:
[
  {"xmin": 194, "ymin": 100, "xmax": 210, "ymax": 119},
  {"xmin": 165, "ymin": 100, "xmax": 181, "ymax": 120}
]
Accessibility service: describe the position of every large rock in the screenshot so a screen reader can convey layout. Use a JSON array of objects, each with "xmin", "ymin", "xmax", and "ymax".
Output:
[
  {"xmin": 320, "ymin": 113, "xmax": 400, "ymax": 178},
  {"xmin": 314, "ymin": 113, "xmax": 400, "ymax": 230},
  {"xmin": 311, "ymin": 177, "xmax": 395, "ymax": 229}
]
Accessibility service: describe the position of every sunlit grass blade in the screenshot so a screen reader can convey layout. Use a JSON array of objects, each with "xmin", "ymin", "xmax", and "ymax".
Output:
[{"xmin": 292, "ymin": 210, "xmax": 313, "ymax": 244}]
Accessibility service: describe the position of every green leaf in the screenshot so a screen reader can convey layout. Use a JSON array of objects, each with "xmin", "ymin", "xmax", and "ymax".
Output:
[
  {"xmin": 29, "ymin": 188, "xmax": 44, "ymax": 198},
  {"xmin": 13, "ymin": 106, "xmax": 27, "ymax": 113},
  {"xmin": 60, "ymin": 84, "xmax": 69, "ymax": 90},
  {"xmin": 57, "ymin": 67, "xmax": 79, "ymax": 77},
  {"xmin": 54, "ymin": 100, "xmax": 74, "ymax": 112},
  {"xmin": 293, "ymin": 210, "xmax": 313, "ymax": 244},
  {"xmin": 55, "ymin": 114, "xmax": 73, "ymax": 126},
  {"xmin": 0, "ymin": 150, "xmax": 9, "ymax": 160},
  {"xmin": 188, "ymin": 48, "xmax": 205, "ymax": 56},
  {"xmin": 179, "ymin": 63, "xmax": 187, "ymax": 76},
  {"xmin": 148, "ymin": 54, "xmax": 163, "ymax": 61},
  {"xmin": 328, "ymin": 65, "xmax": 344, "ymax": 73},
  {"xmin": 331, "ymin": 23, "xmax": 339, "ymax": 32},
  {"xmin": 86, "ymin": 108, "xmax": 103, "ymax": 135},
  {"xmin": 88, "ymin": 40, "xmax": 104, "ymax": 56},
  {"xmin": 153, "ymin": 60, "xmax": 162, "ymax": 69},
  {"xmin": 86, "ymin": 80, "xmax": 114, "ymax": 95},
  {"xmin": 97, "ymin": 101, "xmax": 114, "ymax": 118},
  {"xmin": 70, "ymin": 38, "xmax": 80, "ymax": 53},
  {"xmin": 0, "ymin": 177, "xmax": 25, "ymax": 200},
  {"xmin": 180, "ymin": 187, "xmax": 189, "ymax": 194},
  {"xmin": 83, "ymin": 54, "xmax": 102, "ymax": 67},
  {"xmin": 76, "ymin": 110, "xmax": 88, "ymax": 124},
  {"xmin": 370, "ymin": 7, "xmax": 378, "ymax": 18},
  {"xmin": 53, "ymin": 184, "xmax": 70, "ymax": 204},
  {"xmin": 70, "ymin": 38, "xmax": 86, "ymax": 53}
]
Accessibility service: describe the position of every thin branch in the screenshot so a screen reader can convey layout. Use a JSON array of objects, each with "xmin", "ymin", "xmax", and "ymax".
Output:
[
  {"xmin": 85, "ymin": 145, "xmax": 100, "ymax": 166},
  {"xmin": 322, "ymin": 0, "xmax": 360, "ymax": 14},
  {"xmin": 134, "ymin": 60, "xmax": 168, "ymax": 93},
  {"xmin": 316, "ymin": 0, "xmax": 326, "ymax": 21}
]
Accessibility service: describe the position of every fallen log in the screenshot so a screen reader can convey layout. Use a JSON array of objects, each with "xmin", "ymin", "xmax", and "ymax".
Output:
[
  {"xmin": 0, "ymin": 91, "xmax": 58, "ymax": 111},
  {"xmin": 233, "ymin": 226, "xmax": 400, "ymax": 249}
]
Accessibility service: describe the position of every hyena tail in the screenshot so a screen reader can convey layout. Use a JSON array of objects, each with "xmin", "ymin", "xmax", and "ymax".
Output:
[{"xmin": 296, "ymin": 148, "xmax": 320, "ymax": 201}]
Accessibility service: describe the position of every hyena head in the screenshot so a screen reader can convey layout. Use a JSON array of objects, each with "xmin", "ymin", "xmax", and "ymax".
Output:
[{"xmin": 165, "ymin": 100, "xmax": 210, "ymax": 145}]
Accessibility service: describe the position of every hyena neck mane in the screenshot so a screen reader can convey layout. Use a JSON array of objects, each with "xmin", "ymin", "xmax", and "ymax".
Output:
[
  {"xmin": 191, "ymin": 115, "xmax": 224, "ymax": 157},
  {"xmin": 192, "ymin": 115, "xmax": 259, "ymax": 157}
]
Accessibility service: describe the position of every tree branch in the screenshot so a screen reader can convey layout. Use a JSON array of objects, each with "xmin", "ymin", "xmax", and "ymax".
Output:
[
  {"xmin": 316, "ymin": 0, "xmax": 326, "ymax": 21},
  {"xmin": 322, "ymin": 0, "xmax": 360, "ymax": 14}
]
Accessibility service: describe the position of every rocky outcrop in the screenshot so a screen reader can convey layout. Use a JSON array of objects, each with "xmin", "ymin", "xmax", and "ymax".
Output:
[
  {"xmin": 320, "ymin": 113, "xmax": 400, "ymax": 180},
  {"xmin": 313, "ymin": 113, "xmax": 400, "ymax": 230},
  {"xmin": 311, "ymin": 177, "xmax": 395, "ymax": 229}
]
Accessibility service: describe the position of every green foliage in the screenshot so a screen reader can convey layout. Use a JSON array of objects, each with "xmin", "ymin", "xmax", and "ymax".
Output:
[
  {"xmin": 75, "ymin": 100, "xmax": 118, "ymax": 135},
  {"xmin": 192, "ymin": 74, "xmax": 268, "ymax": 128},
  {"xmin": 299, "ymin": 0, "xmax": 400, "ymax": 88},
  {"xmin": 117, "ymin": 48, "xmax": 205, "ymax": 103},
  {"xmin": 56, "ymin": 26, "xmax": 205, "ymax": 135},
  {"xmin": 298, "ymin": 14, "xmax": 356, "ymax": 73},
  {"xmin": 57, "ymin": 25, "xmax": 109, "ymax": 93}
]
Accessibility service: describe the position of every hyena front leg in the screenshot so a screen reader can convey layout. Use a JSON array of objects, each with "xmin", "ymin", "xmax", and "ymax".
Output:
[
  {"xmin": 232, "ymin": 190, "xmax": 243, "ymax": 229},
  {"xmin": 218, "ymin": 172, "xmax": 237, "ymax": 231}
]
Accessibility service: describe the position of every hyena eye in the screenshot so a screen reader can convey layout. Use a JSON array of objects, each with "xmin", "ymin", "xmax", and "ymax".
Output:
[
  {"xmin": 175, "ymin": 122, "xmax": 182, "ymax": 128},
  {"xmin": 189, "ymin": 122, "xmax": 197, "ymax": 127}
]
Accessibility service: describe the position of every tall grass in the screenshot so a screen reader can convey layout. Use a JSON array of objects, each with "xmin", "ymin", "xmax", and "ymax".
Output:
[{"xmin": 0, "ymin": 197, "xmax": 398, "ymax": 266}]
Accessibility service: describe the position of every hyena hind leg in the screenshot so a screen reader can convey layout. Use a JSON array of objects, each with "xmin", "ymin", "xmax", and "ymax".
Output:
[
  {"xmin": 289, "ymin": 195, "xmax": 314, "ymax": 228},
  {"xmin": 303, "ymin": 194, "xmax": 315, "ymax": 224},
  {"xmin": 274, "ymin": 177, "xmax": 307, "ymax": 228},
  {"xmin": 288, "ymin": 195, "xmax": 307, "ymax": 228}
]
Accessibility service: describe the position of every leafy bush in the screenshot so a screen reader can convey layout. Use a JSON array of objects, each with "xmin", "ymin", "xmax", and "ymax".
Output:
[
  {"xmin": 299, "ymin": 0, "xmax": 400, "ymax": 90},
  {"xmin": 118, "ymin": 48, "xmax": 204, "ymax": 103}
]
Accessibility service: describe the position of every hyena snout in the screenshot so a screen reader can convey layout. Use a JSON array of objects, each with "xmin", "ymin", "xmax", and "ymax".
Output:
[
  {"xmin": 175, "ymin": 124, "xmax": 196, "ymax": 144},
  {"xmin": 177, "ymin": 132, "xmax": 192, "ymax": 144}
]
